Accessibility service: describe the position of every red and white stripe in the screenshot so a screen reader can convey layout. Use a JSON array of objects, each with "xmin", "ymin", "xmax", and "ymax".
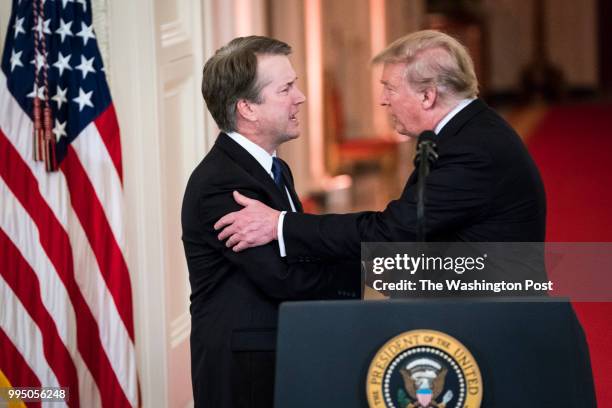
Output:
[{"xmin": 0, "ymin": 70, "xmax": 137, "ymax": 407}]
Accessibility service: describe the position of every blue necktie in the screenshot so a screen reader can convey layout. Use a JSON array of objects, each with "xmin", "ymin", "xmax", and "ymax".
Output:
[{"xmin": 271, "ymin": 157, "xmax": 283, "ymax": 188}]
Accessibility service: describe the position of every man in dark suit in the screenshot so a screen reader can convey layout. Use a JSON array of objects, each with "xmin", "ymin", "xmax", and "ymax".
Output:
[
  {"xmin": 214, "ymin": 30, "xmax": 546, "ymax": 260},
  {"xmin": 182, "ymin": 36, "xmax": 359, "ymax": 408}
]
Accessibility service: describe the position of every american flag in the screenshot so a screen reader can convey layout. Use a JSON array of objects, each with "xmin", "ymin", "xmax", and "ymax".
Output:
[{"xmin": 0, "ymin": 0, "xmax": 137, "ymax": 407}]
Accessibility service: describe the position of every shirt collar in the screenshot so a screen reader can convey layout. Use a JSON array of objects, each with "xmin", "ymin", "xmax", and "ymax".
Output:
[
  {"xmin": 226, "ymin": 131, "xmax": 276, "ymax": 177},
  {"xmin": 434, "ymin": 98, "xmax": 476, "ymax": 135}
]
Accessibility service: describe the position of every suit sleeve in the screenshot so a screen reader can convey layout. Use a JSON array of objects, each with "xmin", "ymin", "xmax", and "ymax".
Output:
[
  {"xmin": 283, "ymin": 145, "xmax": 494, "ymax": 259},
  {"xmin": 198, "ymin": 186, "xmax": 360, "ymax": 300}
]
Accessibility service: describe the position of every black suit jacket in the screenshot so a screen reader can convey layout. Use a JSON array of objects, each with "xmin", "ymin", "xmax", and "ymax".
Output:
[
  {"xmin": 181, "ymin": 133, "xmax": 359, "ymax": 408},
  {"xmin": 284, "ymin": 99, "xmax": 547, "ymax": 259}
]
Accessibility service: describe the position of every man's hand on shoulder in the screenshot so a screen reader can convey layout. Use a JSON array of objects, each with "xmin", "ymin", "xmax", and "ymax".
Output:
[{"xmin": 215, "ymin": 191, "xmax": 280, "ymax": 252}]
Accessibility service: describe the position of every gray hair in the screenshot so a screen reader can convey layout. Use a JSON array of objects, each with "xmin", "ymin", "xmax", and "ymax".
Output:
[{"xmin": 373, "ymin": 30, "xmax": 478, "ymax": 103}]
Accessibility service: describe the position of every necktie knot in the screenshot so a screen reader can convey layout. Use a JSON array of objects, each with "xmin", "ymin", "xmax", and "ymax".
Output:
[{"xmin": 271, "ymin": 157, "xmax": 283, "ymax": 187}]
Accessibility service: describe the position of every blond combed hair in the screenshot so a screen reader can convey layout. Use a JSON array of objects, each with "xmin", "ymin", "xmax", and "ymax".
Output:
[{"xmin": 373, "ymin": 30, "xmax": 478, "ymax": 103}]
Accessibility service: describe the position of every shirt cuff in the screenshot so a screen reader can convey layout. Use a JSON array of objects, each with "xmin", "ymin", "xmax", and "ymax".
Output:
[{"xmin": 277, "ymin": 211, "xmax": 287, "ymax": 257}]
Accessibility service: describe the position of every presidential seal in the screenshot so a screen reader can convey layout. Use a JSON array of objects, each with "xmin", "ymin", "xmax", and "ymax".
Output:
[{"xmin": 366, "ymin": 330, "xmax": 482, "ymax": 408}]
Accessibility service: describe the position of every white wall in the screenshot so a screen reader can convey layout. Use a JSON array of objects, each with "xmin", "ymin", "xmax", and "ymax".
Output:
[
  {"xmin": 104, "ymin": 0, "xmax": 173, "ymax": 405},
  {"xmin": 106, "ymin": 0, "xmax": 267, "ymax": 406},
  {"xmin": 105, "ymin": 0, "xmax": 211, "ymax": 405}
]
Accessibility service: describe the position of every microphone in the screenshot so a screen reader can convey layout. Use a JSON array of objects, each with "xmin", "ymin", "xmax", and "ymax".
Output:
[
  {"xmin": 414, "ymin": 130, "xmax": 438, "ymax": 242},
  {"xmin": 413, "ymin": 130, "xmax": 439, "ymax": 169}
]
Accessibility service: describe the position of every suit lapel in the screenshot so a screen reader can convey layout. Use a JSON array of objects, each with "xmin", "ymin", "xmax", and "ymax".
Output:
[
  {"xmin": 215, "ymin": 133, "xmax": 293, "ymax": 211},
  {"xmin": 278, "ymin": 161, "xmax": 303, "ymax": 213}
]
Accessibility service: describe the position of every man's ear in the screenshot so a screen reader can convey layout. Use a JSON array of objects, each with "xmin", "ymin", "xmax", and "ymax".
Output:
[
  {"xmin": 421, "ymin": 86, "xmax": 438, "ymax": 110},
  {"xmin": 236, "ymin": 99, "xmax": 257, "ymax": 122}
]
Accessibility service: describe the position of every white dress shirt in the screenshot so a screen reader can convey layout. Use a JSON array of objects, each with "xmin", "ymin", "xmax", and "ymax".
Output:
[
  {"xmin": 434, "ymin": 98, "xmax": 475, "ymax": 134},
  {"xmin": 227, "ymin": 132, "xmax": 296, "ymax": 256}
]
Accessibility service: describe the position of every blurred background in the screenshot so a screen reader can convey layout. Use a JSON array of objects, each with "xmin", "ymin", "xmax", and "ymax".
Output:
[{"xmin": 1, "ymin": 0, "xmax": 610, "ymax": 406}]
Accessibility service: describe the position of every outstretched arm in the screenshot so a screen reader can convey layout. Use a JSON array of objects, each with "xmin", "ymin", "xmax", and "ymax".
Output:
[{"xmin": 194, "ymin": 189, "xmax": 358, "ymax": 300}]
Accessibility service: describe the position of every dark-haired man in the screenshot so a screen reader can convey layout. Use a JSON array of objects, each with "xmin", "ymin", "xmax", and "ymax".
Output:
[{"xmin": 181, "ymin": 36, "xmax": 359, "ymax": 408}]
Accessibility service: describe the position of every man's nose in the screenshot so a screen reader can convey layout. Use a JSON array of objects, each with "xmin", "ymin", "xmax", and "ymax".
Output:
[
  {"xmin": 379, "ymin": 91, "xmax": 389, "ymax": 106},
  {"xmin": 294, "ymin": 88, "xmax": 306, "ymax": 104}
]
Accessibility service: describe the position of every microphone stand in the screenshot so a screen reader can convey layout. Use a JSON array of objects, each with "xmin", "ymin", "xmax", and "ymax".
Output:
[{"xmin": 414, "ymin": 132, "xmax": 438, "ymax": 242}]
